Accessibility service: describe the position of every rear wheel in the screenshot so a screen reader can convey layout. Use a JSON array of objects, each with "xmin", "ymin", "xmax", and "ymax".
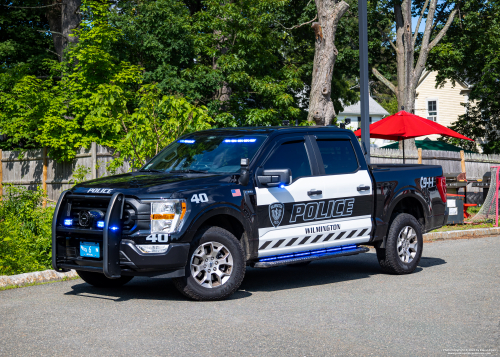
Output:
[
  {"xmin": 76, "ymin": 270, "xmax": 134, "ymax": 288},
  {"xmin": 173, "ymin": 226, "xmax": 245, "ymax": 301},
  {"xmin": 376, "ymin": 213, "xmax": 423, "ymax": 274}
]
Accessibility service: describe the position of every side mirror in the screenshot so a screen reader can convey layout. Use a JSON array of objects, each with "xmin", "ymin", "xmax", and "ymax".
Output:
[
  {"xmin": 239, "ymin": 158, "xmax": 250, "ymax": 186},
  {"xmin": 257, "ymin": 169, "xmax": 292, "ymax": 187}
]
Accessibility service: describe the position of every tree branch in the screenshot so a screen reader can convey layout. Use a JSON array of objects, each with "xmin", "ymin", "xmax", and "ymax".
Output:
[
  {"xmin": 372, "ymin": 68, "xmax": 396, "ymax": 94},
  {"xmin": 333, "ymin": 1, "xmax": 350, "ymax": 25},
  {"xmin": 429, "ymin": 8, "xmax": 458, "ymax": 49},
  {"xmin": 45, "ymin": 49, "xmax": 61, "ymax": 60},
  {"xmin": 377, "ymin": 24, "xmax": 397, "ymax": 51},
  {"xmin": 276, "ymin": 15, "xmax": 317, "ymax": 31},
  {"xmin": 412, "ymin": 0, "xmax": 430, "ymax": 47},
  {"xmin": 37, "ymin": 30, "xmax": 70, "ymax": 40},
  {"xmin": 1, "ymin": 3, "xmax": 63, "ymax": 9}
]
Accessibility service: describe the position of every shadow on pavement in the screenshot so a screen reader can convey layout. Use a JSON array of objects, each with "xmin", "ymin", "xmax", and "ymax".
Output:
[{"xmin": 64, "ymin": 253, "xmax": 445, "ymax": 301}]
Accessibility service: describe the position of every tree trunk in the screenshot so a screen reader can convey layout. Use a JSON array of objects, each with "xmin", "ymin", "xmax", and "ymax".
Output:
[
  {"xmin": 213, "ymin": 30, "xmax": 231, "ymax": 112},
  {"xmin": 62, "ymin": 0, "xmax": 81, "ymax": 49},
  {"xmin": 371, "ymin": 0, "xmax": 457, "ymax": 151},
  {"xmin": 307, "ymin": 0, "xmax": 349, "ymax": 126},
  {"xmin": 45, "ymin": 1, "xmax": 63, "ymax": 60},
  {"xmin": 45, "ymin": 0, "xmax": 81, "ymax": 61}
]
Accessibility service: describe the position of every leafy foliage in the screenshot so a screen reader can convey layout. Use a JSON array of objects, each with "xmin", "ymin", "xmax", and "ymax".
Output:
[
  {"xmin": 428, "ymin": 0, "xmax": 500, "ymax": 153},
  {"xmin": 0, "ymin": 185, "xmax": 53, "ymax": 275},
  {"xmin": 0, "ymin": 0, "xmax": 399, "ymax": 164},
  {"xmin": 0, "ymin": 0, "xmax": 212, "ymax": 167}
]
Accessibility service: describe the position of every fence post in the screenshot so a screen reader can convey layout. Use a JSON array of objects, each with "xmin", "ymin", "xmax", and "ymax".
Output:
[
  {"xmin": 42, "ymin": 147, "xmax": 48, "ymax": 208},
  {"xmin": 460, "ymin": 150, "xmax": 466, "ymax": 173},
  {"xmin": 91, "ymin": 142, "xmax": 97, "ymax": 179},
  {"xmin": 418, "ymin": 148, "xmax": 422, "ymax": 164}
]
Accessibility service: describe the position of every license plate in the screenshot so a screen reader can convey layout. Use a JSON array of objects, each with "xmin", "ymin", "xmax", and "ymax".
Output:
[{"xmin": 80, "ymin": 242, "xmax": 100, "ymax": 258}]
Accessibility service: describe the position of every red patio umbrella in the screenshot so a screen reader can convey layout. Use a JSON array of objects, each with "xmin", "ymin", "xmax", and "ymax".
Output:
[{"xmin": 353, "ymin": 110, "xmax": 473, "ymax": 163}]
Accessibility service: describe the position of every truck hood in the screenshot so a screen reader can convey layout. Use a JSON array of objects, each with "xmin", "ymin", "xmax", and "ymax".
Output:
[{"xmin": 72, "ymin": 172, "xmax": 234, "ymax": 197}]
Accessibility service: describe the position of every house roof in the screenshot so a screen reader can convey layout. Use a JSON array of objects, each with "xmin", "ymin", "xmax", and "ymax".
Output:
[
  {"xmin": 416, "ymin": 69, "xmax": 469, "ymax": 90},
  {"xmin": 339, "ymin": 96, "xmax": 389, "ymax": 116}
]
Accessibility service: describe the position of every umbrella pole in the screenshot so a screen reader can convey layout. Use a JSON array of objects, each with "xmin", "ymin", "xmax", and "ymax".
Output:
[{"xmin": 401, "ymin": 137, "xmax": 405, "ymax": 164}]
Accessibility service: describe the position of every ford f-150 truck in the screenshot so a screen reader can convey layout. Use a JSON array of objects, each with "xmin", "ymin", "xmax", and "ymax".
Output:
[{"xmin": 52, "ymin": 126, "xmax": 448, "ymax": 300}]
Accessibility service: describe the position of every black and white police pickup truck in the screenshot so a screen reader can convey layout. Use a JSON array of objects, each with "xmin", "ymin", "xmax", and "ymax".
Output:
[{"xmin": 52, "ymin": 126, "xmax": 448, "ymax": 300}]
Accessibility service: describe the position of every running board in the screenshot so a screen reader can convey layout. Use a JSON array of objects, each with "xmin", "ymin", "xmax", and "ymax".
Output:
[{"xmin": 252, "ymin": 245, "xmax": 370, "ymax": 269}]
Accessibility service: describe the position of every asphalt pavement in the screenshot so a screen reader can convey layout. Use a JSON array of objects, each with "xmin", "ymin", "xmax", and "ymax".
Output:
[{"xmin": 1, "ymin": 237, "xmax": 499, "ymax": 357}]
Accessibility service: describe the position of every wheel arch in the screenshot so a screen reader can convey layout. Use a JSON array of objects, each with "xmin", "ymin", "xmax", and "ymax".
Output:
[
  {"xmin": 182, "ymin": 205, "xmax": 255, "ymax": 260},
  {"xmin": 375, "ymin": 189, "xmax": 430, "ymax": 248}
]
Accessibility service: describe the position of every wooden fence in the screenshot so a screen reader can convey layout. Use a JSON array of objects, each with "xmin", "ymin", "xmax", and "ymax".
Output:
[
  {"xmin": 1, "ymin": 144, "xmax": 500, "ymax": 202},
  {"xmin": 370, "ymin": 148, "xmax": 500, "ymax": 181},
  {"xmin": 0, "ymin": 143, "xmax": 130, "ymax": 202}
]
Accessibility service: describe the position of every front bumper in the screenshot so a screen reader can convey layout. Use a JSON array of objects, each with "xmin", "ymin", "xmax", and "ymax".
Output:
[
  {"xmin": 52, "ymin": 190, "xmax": 189, "ymax": 279},
  {"xmin": 56, "ymin": 241, "xmax": 190, "ymax": 278}
]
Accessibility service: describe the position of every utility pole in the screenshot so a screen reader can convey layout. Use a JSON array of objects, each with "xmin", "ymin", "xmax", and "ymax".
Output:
[
  {"xmin": 358, "ymin": 0, "xmax": 370, "ymax": 164},
  {"xmin": 405, "ymin": 0, "xmax": 412, "ymax": 112}
]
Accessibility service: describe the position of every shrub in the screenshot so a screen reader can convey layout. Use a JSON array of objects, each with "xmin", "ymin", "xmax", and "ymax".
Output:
[{"xmin": 0, "ymin": 185, "xmax": 54, "ymax": 275}]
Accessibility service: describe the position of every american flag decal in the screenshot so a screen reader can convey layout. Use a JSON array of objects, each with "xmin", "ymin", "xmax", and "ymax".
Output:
[{"xmin": 231, "ymin": 189, "xmax": 241, "ymax": 197}]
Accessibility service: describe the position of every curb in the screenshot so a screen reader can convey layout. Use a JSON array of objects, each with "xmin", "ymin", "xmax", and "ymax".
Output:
[
  {"xmin": 424, "ymin": 227, "xmax": 500, "ymax": 241},
  {"xmin": 0, "ymin": 269, "xmax": 77, "ymax": 288}
]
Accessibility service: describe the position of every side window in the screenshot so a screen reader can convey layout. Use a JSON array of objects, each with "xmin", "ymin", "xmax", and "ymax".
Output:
[
  {"xmin": 317, "ymin": 139, "xmax": 359, "ymax": 175},
  {"xmin": 264, "ymin": 141, "xmax": 312, "ymax": 181}
]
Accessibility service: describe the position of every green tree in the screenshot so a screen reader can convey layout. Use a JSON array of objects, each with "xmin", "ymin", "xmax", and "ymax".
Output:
[
  {"xmin": 428, "ymin": 0, "xmax": 500, "ymax": 153},
  {"xmin": 0, "ymin": 0, "xmax": 212, "ymax": 166}
]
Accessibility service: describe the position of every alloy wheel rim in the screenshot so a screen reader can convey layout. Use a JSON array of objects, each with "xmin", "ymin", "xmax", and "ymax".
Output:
[
  {"xmin": 397, "ymin": 226, "xmax": 418, "ymax": 263},
  {"xmin": 190, "ymin": 242, "xmax": 233, "ymax": 288}
]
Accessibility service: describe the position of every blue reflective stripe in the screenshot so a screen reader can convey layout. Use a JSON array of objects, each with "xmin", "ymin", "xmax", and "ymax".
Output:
[{"xmin": 259, "ymin": 244, "xmax": 359, "ymax": 262}]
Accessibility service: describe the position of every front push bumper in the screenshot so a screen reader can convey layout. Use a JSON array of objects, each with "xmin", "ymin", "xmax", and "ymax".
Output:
[{"xmin": 52, "ymin": 190, "xmax": 190, "ymax": 279}]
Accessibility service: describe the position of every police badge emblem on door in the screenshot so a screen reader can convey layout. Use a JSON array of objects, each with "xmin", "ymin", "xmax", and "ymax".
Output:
[{"xmin": 269, "ymin": 203, "xmax": 284, "ymax": 227}]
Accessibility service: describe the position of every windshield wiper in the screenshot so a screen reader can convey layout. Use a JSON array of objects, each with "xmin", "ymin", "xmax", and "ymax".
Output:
[
  {"xmin": 139, "ymin": 169, "xmax": 164, "ymax": 173},
  {"xmin": 169, "ymin": 169, "xmax": 208, "ymax": 174}
]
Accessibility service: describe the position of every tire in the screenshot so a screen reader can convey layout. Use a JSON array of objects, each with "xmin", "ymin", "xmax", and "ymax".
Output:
[
  {"xmin": 76, "ymin": 270, "xmax": 134, "ymax": 288},
  {"xmin": 376, "ymin": 213, "xmax": 423, "ymax": 275},
  {"xmin": 172, "ymin": 226, "xmax": 246, "ymax": 301}
]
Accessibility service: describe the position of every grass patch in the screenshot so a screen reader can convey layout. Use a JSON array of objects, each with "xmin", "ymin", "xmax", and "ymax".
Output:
[
  {"xmin": 431, "ymin": 222, "xmax": 495, "ymax": 232},
  {"xmin": 0, "ymin": 276, "xmax": 79, "ymax": 291},
  {"xmin": 431, "ymin": 206, "xmax": 496, "ymax": 232}
]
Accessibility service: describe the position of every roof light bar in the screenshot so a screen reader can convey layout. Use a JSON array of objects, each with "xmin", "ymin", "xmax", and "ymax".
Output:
[
  {"xmin": 178, "ymin": 139, "xmax": 195, "ymax": 144},
  {"xmin": 223, "ymin": 138, "xmax": 257, "ymax": 143}
]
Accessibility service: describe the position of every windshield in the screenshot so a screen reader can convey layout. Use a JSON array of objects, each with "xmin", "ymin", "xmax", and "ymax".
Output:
[{"xmin": 142, "ymin": 133, "xmax": 268, "ymax": 174}]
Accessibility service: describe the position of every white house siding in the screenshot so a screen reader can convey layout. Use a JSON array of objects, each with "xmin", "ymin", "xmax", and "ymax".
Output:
[{"xmin": 415, "ymin": 71, "xmax": 469, "ymax": 141}]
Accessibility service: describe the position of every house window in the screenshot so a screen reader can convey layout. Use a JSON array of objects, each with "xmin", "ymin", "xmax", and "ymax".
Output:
[
  {"xmin": 427, "ymin": 101, "xmax": 437, "ymax": 121},
  {"xmin": 356, "ymin": 117, "xmax": 372, "ymax": 128}
]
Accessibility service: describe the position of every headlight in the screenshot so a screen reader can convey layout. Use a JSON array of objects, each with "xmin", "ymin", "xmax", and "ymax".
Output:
[{"xmin": 150, "ymin": 199, "xmax": 188, "ymax": 234}]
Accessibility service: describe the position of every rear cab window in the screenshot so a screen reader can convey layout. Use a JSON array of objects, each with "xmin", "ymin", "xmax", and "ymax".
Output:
[{"xmin": 316, "ymin": 139, "xmax": 359, "ymax": 175}]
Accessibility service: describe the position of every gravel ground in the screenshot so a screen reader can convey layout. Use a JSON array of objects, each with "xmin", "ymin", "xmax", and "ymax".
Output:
[{"xmin": 1, "ymin": 237, "xmax": 499, "ymax": 357}]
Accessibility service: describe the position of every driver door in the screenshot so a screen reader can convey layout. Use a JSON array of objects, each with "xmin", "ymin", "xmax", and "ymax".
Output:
[{"xmin": 255, "ymin": 135, "xmax": 326, "ymax": 257}]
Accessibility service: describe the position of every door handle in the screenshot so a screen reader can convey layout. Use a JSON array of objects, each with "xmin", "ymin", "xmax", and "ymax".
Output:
[
  {"xmin": 357, "ymin": 185, "xmax": 370, "ymax": 192},
  {"xmin": 307, "ymin": 189, "xmax": 322, "ymax": 196}
]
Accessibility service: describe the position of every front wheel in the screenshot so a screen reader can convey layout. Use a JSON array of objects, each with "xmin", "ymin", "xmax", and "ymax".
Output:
[
  {"xmin": 172, "ymin": 226, "xmax": 246, "ymax": 301},
  {"xmin": 376, "ymin": 213, "xmax": 423, "ymax": 274},
  {"xmin": 76, "ymin": 270, "xmax": 134, "ymax": 288}
]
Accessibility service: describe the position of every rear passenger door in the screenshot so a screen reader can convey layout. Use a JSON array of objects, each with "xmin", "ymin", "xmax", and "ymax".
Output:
[{"xmin": 310, "ymin": 134, "xmax": 374, "ymax": 247}]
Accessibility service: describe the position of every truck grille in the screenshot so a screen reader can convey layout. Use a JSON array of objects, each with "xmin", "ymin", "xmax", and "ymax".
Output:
[{"xmin": 60, "ymin": 195, "xmax": 142, "ymax": 235}]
